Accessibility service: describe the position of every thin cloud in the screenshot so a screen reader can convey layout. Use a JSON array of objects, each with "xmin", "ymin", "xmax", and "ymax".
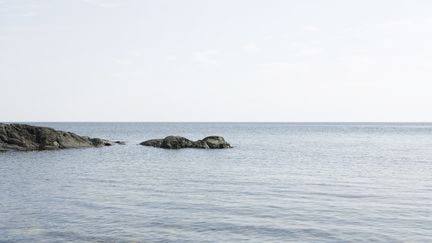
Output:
[
  {"xmin": 379, "ymin": 19, "xmax": 415, "ymax": 30},
  {"xmin": 0, "ymin": 1, "xmax": 48, "ymax": 17},
  {"xmin": 303, "ymin": 25, "xmax": 319, "ymax": 32},
  {"xmin": 113, "ymin": 51, "xmax": 144, "ymax": 65},
  {"xmin": 80, "ymin": 0, "xmax": 123, "ymax": 8},
  {"xmin": 193, "ymin": 49, "xmax": 219, "ymax": 65},
  {"xmin": 242, "ymin": 43, "xmax": 260, "ymax": 53},
  {"xmin": 167, "ymin": 55, "xmax": 177, "ymax": 61}
]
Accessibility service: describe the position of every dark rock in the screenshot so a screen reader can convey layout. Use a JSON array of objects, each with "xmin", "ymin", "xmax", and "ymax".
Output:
[
  {"xmin": 90, "ymin": 138, "xmax": 112, "ymax": 147},
  {"xmin": 201, "ymin": 136, "xmax": 232, "ymax": 149},
  {"xmin": 114, "ymin": 141, "xmax": 126, "ymax": 145},
  {"xmin": 139, "ymin": 139, "xmax": 163, "ymax": 147},
  {"xmin": 140, "ymin": 135, "xmax": 232, "ymax": 149},
  {"xmin": 160, "ymin": 136, "xmax": 195, "ymax": 149},
  {"xmin": 0, "ymin": 123, "xmax": 116, "ymax": 152}
]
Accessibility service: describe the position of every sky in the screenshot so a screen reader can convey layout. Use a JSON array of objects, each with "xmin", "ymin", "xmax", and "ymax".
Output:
[{"xmin": 1, "ymin": 0, "xmax": 432, "ymax": 122}]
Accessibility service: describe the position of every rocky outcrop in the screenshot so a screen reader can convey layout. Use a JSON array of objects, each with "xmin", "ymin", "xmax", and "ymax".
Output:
[
  {"xmin": 200, "ymin": 136, "xmax": 232, "ymax": 149},
  {"xmin": 140, "ymin": 139, "xmax": 163, "ymax": 147},
  {"xmin": 0, "ymin": 123, "xmax": 120, "ymax": 152},
  {"xmin": 140, "ymin": 136, "xmax": 232, "ymax": 149}
]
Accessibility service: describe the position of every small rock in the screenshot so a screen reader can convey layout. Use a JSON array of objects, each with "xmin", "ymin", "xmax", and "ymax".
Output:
[
  {"xmin": 140, "ymin": 136, "xmax": 232, "ymax": 149},
  {"xmin": 140, "ymin": 139, "xmax": 163, "ymax": 147},
  {"xmin": 201, "ymin": 136, "xmax": 231, "ymax": 149}
]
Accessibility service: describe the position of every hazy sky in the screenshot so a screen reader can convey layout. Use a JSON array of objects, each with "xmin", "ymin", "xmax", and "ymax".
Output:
[{"xmin": 1, "ymin": 0, "xmax": 432, "ymax": 122}]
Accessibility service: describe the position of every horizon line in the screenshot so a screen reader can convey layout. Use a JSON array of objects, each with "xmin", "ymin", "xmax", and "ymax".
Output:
[{"xmin": 3, "ymin": 121, "xmax": 432, "ymax": 124}]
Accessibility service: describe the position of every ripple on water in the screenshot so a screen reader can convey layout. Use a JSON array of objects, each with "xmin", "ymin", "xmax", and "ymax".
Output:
[{"xmin": 1, "ymin": 123, "xmax": 432, "ymax": 242}]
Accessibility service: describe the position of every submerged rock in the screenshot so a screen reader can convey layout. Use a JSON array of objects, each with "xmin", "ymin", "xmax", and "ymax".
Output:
[
  {"xmin": 140, "ymin": 136, "xmax": 232, "ymax": 149},
  {"xmin": 114, "ymin": 141, "xmax": 126, "ymax": 145},
  {"xmin": 0, "ymin": 123, "xmax": 117, "ymax": 152}
]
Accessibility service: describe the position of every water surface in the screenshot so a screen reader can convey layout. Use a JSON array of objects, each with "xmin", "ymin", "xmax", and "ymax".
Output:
[{"xmin": 1, "ymin": 123, "xmax": 432, "ymax": 242}]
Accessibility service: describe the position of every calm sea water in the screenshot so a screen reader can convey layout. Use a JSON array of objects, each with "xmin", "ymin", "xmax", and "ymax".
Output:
[{"xmin": 1, "ymin": 123, "xmax": 432, "ymax": 242}]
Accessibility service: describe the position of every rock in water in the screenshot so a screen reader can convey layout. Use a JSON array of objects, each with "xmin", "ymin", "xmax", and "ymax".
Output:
[
  {"xmin": 140, "ymin": 139, "xmax": 163, "ymax": 147},
  {"xmin": 0, "ymin": 123, "xmax": 115, "ymax": 152},
  {"xmin": 160, "ymin": 136, "xmax": 195, "ymax": 149},
  {"xmin": 114, "ymin": 141, "xmax": 126, "ymax": 145},
  {"xmin": 140, "ymin": 136, "xmax": 232, "ymax": 149},
  {"xmin": 201, "ymin": 136, "xmax": 232, "ymax": 149}
]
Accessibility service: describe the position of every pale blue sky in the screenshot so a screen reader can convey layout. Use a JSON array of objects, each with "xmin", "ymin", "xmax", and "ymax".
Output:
[{"xmin": 1, "ymin": 0, "xmax": 432, "ymax": 121}]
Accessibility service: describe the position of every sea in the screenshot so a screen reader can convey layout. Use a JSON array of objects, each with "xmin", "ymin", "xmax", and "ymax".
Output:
[{"xmin": 1, "ymin": 123, "xmax": 432, "ymax": 242}]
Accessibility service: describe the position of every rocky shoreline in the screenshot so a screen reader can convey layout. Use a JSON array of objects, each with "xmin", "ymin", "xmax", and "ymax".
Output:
[{"xmin": 0, "ymin": 123, "xmax": 122, "ymax": 152}]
